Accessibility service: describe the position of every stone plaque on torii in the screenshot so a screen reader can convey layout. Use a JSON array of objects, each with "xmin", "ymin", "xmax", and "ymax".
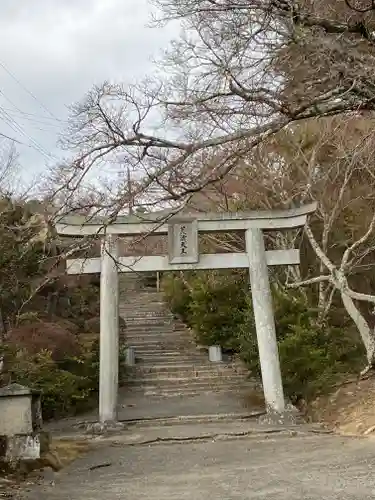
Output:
[{"xmin": 56, "ymin": 203, "xmax": 317, "ymax": 424}]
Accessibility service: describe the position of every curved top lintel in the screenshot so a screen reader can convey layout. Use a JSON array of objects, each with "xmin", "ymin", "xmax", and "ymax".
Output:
[
  {"xmin": 168, "ymin": 202, "xmax": 317, "ymax": 223},
  {"xmin": 56, "ymin": 202, "xmax": 317, "ymax": 236}
]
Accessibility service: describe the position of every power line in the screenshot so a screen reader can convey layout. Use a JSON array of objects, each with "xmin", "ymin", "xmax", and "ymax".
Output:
[
  {"xmin": 1, "ymin": 106, "xmax": 68, "ymax": 127},
  {"xmin": 0, "ymin": 105, "xmax": 67, "ymax": 124},
  {"xmin": 0, "ymin": 130, "xmax": 54, "ymax": 153},
  {"xmin": 0, "ymin": 60, "xmax": 60, "ymax": 121},
  {"xmin": 0, "ymin": 103, "xmax": 62, "ymax": 137},
  {"xmin": 0, "ymin": 94, "xmax": 64, "ymax": 129},
  {"xmin": 0, "ymin": 107, "xmax": 56, "ymax": 161},
  {"xmin": 0, "ymin": 106, "xmax": 67, "ymax": 123},
  {"xmin": 0, "ymin": 131, "xmax": 25, "ymax": 145}
]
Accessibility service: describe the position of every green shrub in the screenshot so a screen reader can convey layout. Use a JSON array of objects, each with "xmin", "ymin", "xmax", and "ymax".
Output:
[
  {"xmin": 5, "ymin": 349, "xmax": 94, "ymax": 419},
  {"xmin": 238, "ymin": 289, "xmax": 364, "ymax": 401},
  {"xmin": 163, "ymin": 271, "xmax": 364, "ymax": 402},
  {"xmin": 162, "ymin": 272, "xmax": 192, "ymax": 322},
  {"xmin": 277, "ymin": 323, "xmax": 363, "ymax": 401},
  {"xmin": 163, "ymin": 270, "xmax": 249, "ymax": 350},
  {"xmin": 72, "ymin": 338, "xmax": 128, "ymax": 388},
  {"xmin": 188, "ymin": 271, "xmax": 248, "ymax": 350},
  {"xmin": 1, "ymin": 333, "xmax": 128, "ymax": 420},
  {"xmin": 57, "ymin": 284, "xmax": 100, "ymax": 329}
]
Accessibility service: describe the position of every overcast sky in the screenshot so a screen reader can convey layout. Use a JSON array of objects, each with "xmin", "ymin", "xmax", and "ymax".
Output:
[{"xmin": 0, "ymin": 0, "xmax": 178, "ymax": 188}]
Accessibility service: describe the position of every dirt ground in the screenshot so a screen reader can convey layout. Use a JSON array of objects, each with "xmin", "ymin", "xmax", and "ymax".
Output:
[
  {"xmin": 308, "ymin": 374, "xmax": 375, "ymax": 436},
  {"xmin": 13, "ymin": 424, "xmax": 375, "ymax": 500}
]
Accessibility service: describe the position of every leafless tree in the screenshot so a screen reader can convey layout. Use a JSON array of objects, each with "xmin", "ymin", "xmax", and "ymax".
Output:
[
  {"xmin": 0, "ymin": 140, "xmax": 21, "ymax": 196},
  {"xmin": 45, "ymin": 1, "xmax": 375, "ymax": 370},
  {"xmin": 48, "ymin": 0, "xmax": 375, "ymax": 212},
  {"xmin": 192, "ymin": 116, "xmax": 375, "ymax": 371}
]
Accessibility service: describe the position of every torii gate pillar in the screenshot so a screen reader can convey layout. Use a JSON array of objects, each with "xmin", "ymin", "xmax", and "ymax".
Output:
[
  {"xmin": 99, "ymin": 235, "xmax": 119, "ymax": 423},
  {"xmin": 246, "ymin": 228, "xmax": 284, "ymax": 413}
]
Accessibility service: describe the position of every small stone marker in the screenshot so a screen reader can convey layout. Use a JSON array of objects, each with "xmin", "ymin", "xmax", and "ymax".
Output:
[
  {"xmin": 209, "ymin": 346, "xmax": 222, "ymax": 363},
  {"xmin": 0, "ymin": 383, "xmax": 42, "ymax": 463},
  {"xmin": 125, "ymin": 346, "xmax": 136, "ymax": 366}
]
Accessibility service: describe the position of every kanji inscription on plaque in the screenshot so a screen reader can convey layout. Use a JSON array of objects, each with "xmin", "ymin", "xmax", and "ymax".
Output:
[{"xmin": 168, "ymin": 219, "xmax": 199, "ymax": 264}]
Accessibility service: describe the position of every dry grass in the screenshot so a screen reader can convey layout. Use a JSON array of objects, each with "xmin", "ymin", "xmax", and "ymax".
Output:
[
  {"xmin": 309, "ymin": 376, "xmax": 375, "ymax": 436},
  {"xmin": 51, "ymin": 438, "xmax": 91, "ymax": 467},
  {"xmin": 241, "ymin": 388, "xmax": 266, "ymax": 410}
]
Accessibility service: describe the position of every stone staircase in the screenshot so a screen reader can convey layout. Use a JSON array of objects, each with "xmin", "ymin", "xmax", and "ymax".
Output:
[{"xmin": 119, "ymin": 274, "xmax": 254, "ymax": 397}]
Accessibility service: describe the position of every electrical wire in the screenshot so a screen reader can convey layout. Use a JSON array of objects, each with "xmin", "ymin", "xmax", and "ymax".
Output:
[
  {"xmin": 0, "ymin": 131, "xmax": 25, "ymax": 145},
  {"xmin": 0, "ymin": 60, "xmax": 60, "ymax": 121},
  {"xmin": 0, "ymin": 107, "xmax": 56, "ymax": 160},
  {"xmin": 0, "ymin": 110, "xmax": 64, "ymax": 128},
  {"xmin": 0, "ymin": 93, "xmax": 64, "ymax": 131}
]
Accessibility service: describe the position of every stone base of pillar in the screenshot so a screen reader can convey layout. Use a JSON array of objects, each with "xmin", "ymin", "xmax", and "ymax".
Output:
[
  {"xmin": 85, "ymin": 421, "xmax": 126, "ymax": 435},
  {"xmin": 258, "ymin": 404, "xmax": 302, "ymax": 426}
]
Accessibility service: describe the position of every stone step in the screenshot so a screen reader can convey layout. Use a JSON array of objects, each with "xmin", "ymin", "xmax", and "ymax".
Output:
[
  {"xmin": 125, "ymin": 332, "xmax": 185, "ymax": 339},
  {"xmin": 130, "ymin": 349, "xmax": 199, "ymax": 357},
  {"xmin": 125, "ymin": 335, "xmax": 192, "ymax": 342},
  {"xmin": 126, "ymin": 348, "xmax": 193, "ymax": 355},
  {"xmin": 119, "ymin": 298, "xmax": 166, "ymax": 304},
  {"xmin": 120, "ymin": 303, "xmax": 169, "ymax": 308},
  {"xmin": 119, "ymin": 302, "xmax": 169, "ymax": 308},
  {"xmin": 133, "ymin": 362, "xmax": 247, "ymax": 372},
  {"xmin": 141, "ymin": 388, "xmax": 248, "ymax": 397},
  {"xmin": 134, "ymin": 353, "xmax": 238, "ymax": 362},
  {"xmin": 123, "ymin": 322, "xmax": 175, "ymax": 329},
  {"xmin": 134, "ymin": 358, "xmax": 208, "ymax": 365},
  {"xmin": 122, "ymin": 311, "xmax": 170, "ymax": 317},
  {"xmin": 125, "ymin": 333, "xmax": 193, "ymax": 341},
  {"xmin": 134, "ymin": 359, "xmax": 210, "ymax": 367},
  {"xmin": 130, "ymin": 349, "xmax": 190, "ymax": 355},
  {"xmin": 133, "ymin": 353, "xmax": 207, "ymax": 362},
  {"xmin": 123, "ymin": 317, "xmax": 185, "ymax": 324},
  {"xmin": 124, "ymin": 326, "xmax": 187, "ymax": 333},
  {"xmin": 125, "ymin": 334, "xmax": 191, "ymax": 341},
  {"xmin": 119, "ymin": 294, "xmax": 165, "ymax": 299},
  {"xmin": 130, "ymin": 367, "xmax": 249, "ymax": 379},
  {"xmin": 135, "ymin": 379, "xmax": 252, "ymax": 390},
  {"xmin": 128, "ymin": 338, "xmax": 197, "ymax": 346},
  {"xmin": 129, "ymin": 375, "xmax": 248, "ymax": 384},
  {"xmin": 120, "ymin": 301, "xmax": 166, "ymax": 307},
  {"xmin": 127, "ymin": 350, "xmax": 196, "ymax": 358},
  {"xmin": 124, "ymin": 338, "xmax": 191, "ymax": 346},
  {"xmin": 128, "ymin": 374, "xmax": 248, "ymax": 387},
  {"xmin": 121, "ymin": 310, "xmax": 172, "ymax": 315},
  {"xmin": 123, "ymin": 323, "xmax": 176, "ymax": 329},
  {"xmin": 130, "ymin": 381, "xmax": 256, "ymax": 397},
  {"xmin": 124, "ymin": 347, "xmax": 192, "ymax": 354},
  {"xmin": 125, "ymin": 337, "xmax": 193, "ymax": 344},
  {"xmin": 120, "ymin": 315, "xmax": 174, "ymax": 323}
]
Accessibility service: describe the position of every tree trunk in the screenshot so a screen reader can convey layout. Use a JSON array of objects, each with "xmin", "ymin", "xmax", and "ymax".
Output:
[
  {"xmin": 46, "ymin": 291, "xmax": 58, "ymax": 320},
  {"xmin": 340, "ymin": 291, "xmax": 375, "ymax": 367},
  {"xmin": 0, "ymin": 308, "xmax": 7, "ymax": 341}
]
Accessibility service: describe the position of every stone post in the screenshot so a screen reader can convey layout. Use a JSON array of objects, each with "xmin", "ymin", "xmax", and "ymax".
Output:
[
  {"xmin": 99, "ymin": 235, "xmax": 119, "ymax": 423},
  {"xmin": 245, "ymin": 228, "xmax": 285, "ymax": 413}
]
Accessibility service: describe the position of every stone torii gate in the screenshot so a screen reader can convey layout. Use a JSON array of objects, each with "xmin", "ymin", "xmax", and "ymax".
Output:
[{"xmin": 56, "ymin": 203, "xmax": 316, "ymax": 424}]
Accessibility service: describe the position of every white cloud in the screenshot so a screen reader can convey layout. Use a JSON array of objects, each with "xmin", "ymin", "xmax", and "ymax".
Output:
[{"xmin": 0, "ymin": 0, "xmax": 178, "ymax": 185}]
